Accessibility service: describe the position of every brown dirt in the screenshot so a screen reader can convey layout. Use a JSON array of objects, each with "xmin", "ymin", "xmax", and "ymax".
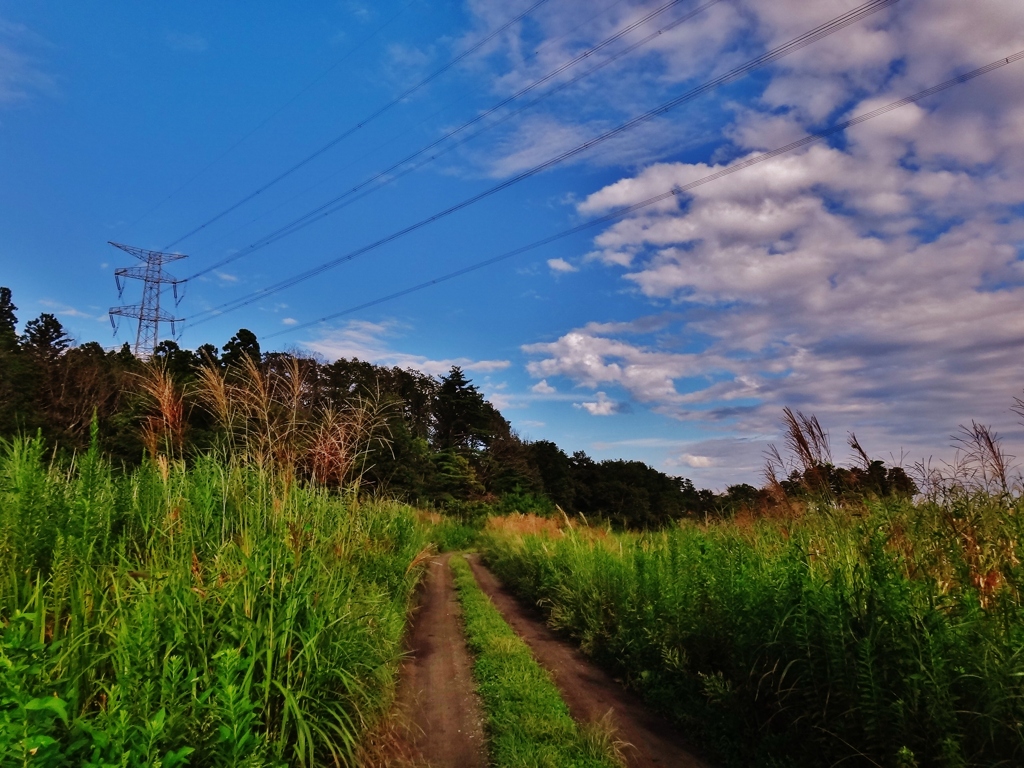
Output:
[
  {"xmin": 388, "ymin": 553, "xmax": 488, "ymax": 768},
  {"xmin": 466, "ymin": 554, "xmax": 712, "ymax": 768}
]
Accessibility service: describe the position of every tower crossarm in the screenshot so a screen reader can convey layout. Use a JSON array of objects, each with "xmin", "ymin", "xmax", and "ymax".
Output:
[
  {"xmin": 109, "ymin": 241, "xmax": 187, "ymax": 265},
  {"xmin": 114, "ymin": 265, "xmax": 183, "ymax": 284}
]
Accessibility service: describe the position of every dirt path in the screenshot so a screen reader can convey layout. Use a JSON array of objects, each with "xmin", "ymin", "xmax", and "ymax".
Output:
[
  {"xmin": 391, "ymin": 553, "xmax": 487, "ymax": 768},
  {"xmin": 466, "ymin": 554, "xmax": 712, "ymax": 768}
]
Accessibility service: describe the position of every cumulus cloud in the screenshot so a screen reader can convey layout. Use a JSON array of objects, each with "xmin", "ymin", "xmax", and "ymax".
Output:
[
  {"xmin": 547, "ymin": 257, "xmax": 577, "ymax": 273},
  {"xmin": 508, "ymin": 0, "xmax": 1024, "ymax": 480},
  {"xmin": 531, "ymin": 379, "xmax": 556, "ymax": 394},
  {"xmin": 574, "ymin": 391, "xmax": 631, "ymax": 416},
  {"xmin": 302, "ymin": 320, "xmax": 510, "ymax": 376},
  {"xmin": 524, "ymin": 329, "xmax": 708, "ymax": 406},
  {"xmin": 680, "ymin": 453, "xmax": 713, "ymax": 468},
  {"xmin": 38, "ymin": 299, "xmax": 105, "ymax": 322}
]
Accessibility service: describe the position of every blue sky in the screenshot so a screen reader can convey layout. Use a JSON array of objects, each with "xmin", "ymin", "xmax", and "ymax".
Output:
[{"xmin": 2, "ymin": 0, "xmax": 1023, "ymax": 488}]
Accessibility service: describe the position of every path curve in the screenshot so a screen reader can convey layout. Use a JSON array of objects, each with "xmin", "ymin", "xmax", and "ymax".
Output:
[
  {"xmin": 466, "ymin": 554, "xmax": 712, "ymax": 768},
  {"xmin": 393, "ymin": 553, "xmax": 488, "ymax": 768}
]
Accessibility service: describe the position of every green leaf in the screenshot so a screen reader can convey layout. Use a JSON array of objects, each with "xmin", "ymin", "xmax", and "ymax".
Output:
[
  {"xmin": 162, "ymin": 746, "xmax": 195, "ymax": 768},
  {"xmin": 24, "ymin": 695, "xmax": 69, "ymax": 725}
]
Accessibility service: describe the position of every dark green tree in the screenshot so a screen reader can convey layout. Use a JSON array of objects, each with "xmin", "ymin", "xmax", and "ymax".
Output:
[
  {"xmin": 0, "ymin": 288, "xmax": 30, "ymax": 435},
  {"xmin": 526, "ymin": 440, "xmax": 577, "ymax": 510},
  {"xmin": 476, "ymin": 412, "xmax": 543, "ymax": 496},
  {"xmin": 114, "ymin": 342, "xmax": 136, "ymax": 366},
  {"xmin": 195, "ymin": 343, "xmax": 219, "ymax": 366},
  {"xmin": 221, "ymin": 328, "xmax": 261, "ymax": 369},
  {"xmin": 153, "ymin": 339, "xmax": 199, "ymax": 380},
  {"xmin": 0, "ymin": 286, "xmax": 17, "ymax": 350},
  {"xmin": 21, "ymin": 313, "xmax": 72, "ymax": 359},
  {"xmin": 432, "ymin": 366, "xmax": 491, "ymax": 452}
]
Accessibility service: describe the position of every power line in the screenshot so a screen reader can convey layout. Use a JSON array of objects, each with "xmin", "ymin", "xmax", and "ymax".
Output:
[
  {"xmin": 187, "ymin": 0, "xmax": 901, "ymax": 325},
  {"xmin": 118, "ymin": 0, "xmax": 419, "ymax": 236},
  {"xmin": 261, "ymin": 48, "xmax": 1024, "ymax": 339},
  {"xmin": 163, "ymin": 0, "xmax": 554, "ymax": 250},
  {"xmin": 175, "ymin": 0, "xmax": 632, "ymax": 270},
  {"xmin": 186, "ymin": 0, "xmax": 723, "ymax": 280}
]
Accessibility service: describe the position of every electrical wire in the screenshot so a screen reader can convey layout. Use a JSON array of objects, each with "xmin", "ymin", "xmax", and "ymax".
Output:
[
  {"xmin": 119, "ymin": 0, "xmax": 419, "ymax": 236},
  {"xmin": 163, "ymin": 0, "xmax": 554, "ymax": 250},
  {"xmin": 258, "ymin": 48, "xmax": 1024, "ymax": 340},
  {"xmin": 186, "ymin": 0, "xmax": 724, "ymax": 280},
  {"xmin": 179, "ymin": 0, "xmax": 633, "ymax": 267},
  {"xmin": 185, "ymin": 0, "xmax": 901, "ymax": 326}
]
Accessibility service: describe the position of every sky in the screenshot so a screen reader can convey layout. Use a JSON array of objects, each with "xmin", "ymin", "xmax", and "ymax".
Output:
[{"xmin": 1, "ymin": 0, "xmax": 1023, "ymax": 488}]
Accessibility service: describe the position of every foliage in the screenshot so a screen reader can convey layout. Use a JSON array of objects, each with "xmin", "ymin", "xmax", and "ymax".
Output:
[
  {"xmin": 430, "ymin": 520, "xmax": 481, "ymax": 552},
  {"xmin": 764, "ymin": 408, "xmax": 918, "ymax": 507},
  {"xmin": 449, "ymin": 556, "xmax": 622, "ymax": 768},
  {"xmin": 0, "ymin": 433, "xmax": 429, "ymax": 766},
  {"xmin": 480, "ymin": 494, "xmax": 1024, "ymax": 768},
  {"xmin": 0, "ymin": 287, "xmax": 17, "ymax": 351},
  {"xmin": 432, "ymin": 366, "xmax": 494, "ymax": 453},
  {"xmin": 21, "ymin": 314, "xmax": 72, "ymax": 360},
  {"xmin": 0, "ymin": 286, "xmax": 919, "ymax": 526},
  {"xmin": 570, "ymin": 454, "xmax": 716, "ymax": 527}
]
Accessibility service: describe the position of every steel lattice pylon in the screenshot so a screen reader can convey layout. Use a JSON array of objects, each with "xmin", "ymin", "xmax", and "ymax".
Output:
[{"xmin": 108, "ymin": 241, "xmax": 187, "ymax": 358}]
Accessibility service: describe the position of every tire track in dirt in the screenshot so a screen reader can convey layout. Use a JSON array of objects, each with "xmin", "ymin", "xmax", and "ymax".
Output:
[
  {"xmin": 392, "ymin": 553, "xmax": 487, "ymax": 768},
  {"xmin": 466, "ymin": 554, "xmax": 712, "ymax": 768}
]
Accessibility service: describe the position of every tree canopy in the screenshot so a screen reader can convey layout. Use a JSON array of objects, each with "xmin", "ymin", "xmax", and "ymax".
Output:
[{"xmin": 0, "ymin": 286, "xmax": 919, "ymax": 528}]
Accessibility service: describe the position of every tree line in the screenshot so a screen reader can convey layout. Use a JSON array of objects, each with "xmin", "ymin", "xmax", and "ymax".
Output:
[{"xmin": 0, "ymin": 286, "xmax": 914, "ymax": 527}]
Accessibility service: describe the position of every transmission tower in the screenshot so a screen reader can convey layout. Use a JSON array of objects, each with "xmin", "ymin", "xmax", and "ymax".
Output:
[{"xmin": 108, "ymin": 241, "xmax": 187, "ymax": 357}]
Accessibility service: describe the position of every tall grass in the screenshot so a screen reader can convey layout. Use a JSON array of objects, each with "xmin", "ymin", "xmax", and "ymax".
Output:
[
  {"xmin": 0, "ymin": 429, "xmax": 429, "ymax": 767},
  {"xmin": 481, "ymin": 496, "xmax": 1024, "ymax": 767}
]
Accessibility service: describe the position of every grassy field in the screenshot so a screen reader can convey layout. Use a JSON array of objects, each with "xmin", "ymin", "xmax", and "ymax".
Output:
[
  {"xmin": 0, "ymin": 431, "xmax": 430, "ymax": 767},
  {"xmin": 450, "ymin": 555, "xmax": 622, "ymax": 768},
  {"xmin": 480, "ymin": 497, "xmax": 1024, "ymax": 768}
]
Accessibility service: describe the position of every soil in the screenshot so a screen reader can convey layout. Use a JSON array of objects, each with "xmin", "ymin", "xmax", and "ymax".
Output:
[
  {"xmin": 465, "ymin": 554, "xmax": 712, "ymax": 768},
  {"xmin": 391, "ymin": 553, "xmax": 488, "ymax": 768}
]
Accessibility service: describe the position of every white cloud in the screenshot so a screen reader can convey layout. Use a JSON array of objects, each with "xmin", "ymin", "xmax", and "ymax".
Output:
[
  {"xmin": 524, "ymin": 329, "xmax": 706, "ymax": 406},
  {"xmin": 517, "ymin": 15, "xmax": 1024, "ymax": 471},
  {"xmin": 679, "ymin": 453, "xmax": 713, "ymax": 468},
  {"xmin": 574, "ymin": 391, "xmax": 630, "ymax": 416},
  {"xmin": 531, "ymin": 379, "xmax": 556, "ymax": 394},
  {"xmin": 282, "ymin": 317, "xmax": 298, "ymax": 326},
  {"xmin": 215, "ymin": 272, "xmax": 238, "ymax": 283},
  {"xmin": 38, "ymin": 299, "xmax": 105, "ymax": 322},
  {"xmin": 302, "ymin": 320, "xmax": 510, "ymax": 376},
  {"xmin": 487, "ymin": 392, "xmax": 518, "ymax": 410},
  {"xmin": 386, "ymin": 42, "xmax": 433, "ymax": 70},
  {"xmin": 0, "ymin": 18, "xmax": 54, "ymax": 106},
  {"xmin": 547, "ymin": 257, "xmax": 577, "ymax": 273}
]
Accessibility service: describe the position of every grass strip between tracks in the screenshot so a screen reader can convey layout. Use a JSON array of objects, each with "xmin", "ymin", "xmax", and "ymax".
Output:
[{"xmin": 450, "ymin": 555, "xmax": 621, "ymax": 768}]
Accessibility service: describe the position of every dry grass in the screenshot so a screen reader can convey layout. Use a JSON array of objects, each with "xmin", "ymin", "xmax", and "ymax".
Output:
[
  {"xmin": 191, "ymin": 356, "xmax": 392, "ymax": 489},
  {"xmin": 354, "ymin": 706, "xmax": 432, "ymax": 768},
  {"xmin": 485, "ymin": 512, "xmax": 570, "ymax": 539},
  {"xmin": 579, "ymin": 709, "xmax": 631, "ymax": 768},
  {"xmin": 137, "ymin": 362, "xmax": 186, "ymax": 459}
]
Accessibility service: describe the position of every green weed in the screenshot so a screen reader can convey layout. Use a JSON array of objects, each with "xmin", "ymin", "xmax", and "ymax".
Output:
[
  {"xmin": 450, "ymin": 555, "xmax": 622, "ymax": 768},
  {"xmin": 0, "ymin": 433, "xmax": 428, "ymax": 766},
  {"xmin": 480, "ymin": 495, "xmax": 1024, "ymax": 767}
]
